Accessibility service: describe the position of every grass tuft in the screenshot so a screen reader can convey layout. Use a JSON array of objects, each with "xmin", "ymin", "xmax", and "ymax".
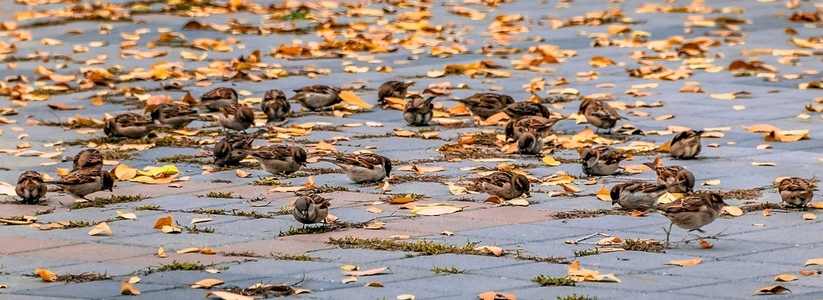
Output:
[
  {"xmin": 431, "ymin": 265, "xmax": 466, "ymax": 275},
  {"xmin": 533, "ymin": 275, "xmax": 576, "ymax": 287},
  {"xmin": 72, "ymin": 195, "xmax": 147, "ymax": 209}
]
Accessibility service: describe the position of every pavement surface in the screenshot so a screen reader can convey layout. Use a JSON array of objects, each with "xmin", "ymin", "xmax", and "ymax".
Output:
[{"xmin": 1, "ymin": 0, "xmax": 823, "ymax": 299}]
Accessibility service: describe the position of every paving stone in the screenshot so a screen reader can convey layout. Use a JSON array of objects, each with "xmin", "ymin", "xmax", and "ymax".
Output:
[{"xmin": 13, "ymin": 281, "xmax": 173, "ymax": 300}]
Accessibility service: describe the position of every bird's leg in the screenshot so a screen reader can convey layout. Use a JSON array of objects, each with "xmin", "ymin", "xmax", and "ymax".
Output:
[{"xmin": 663, "ymin": 223, "xmax": 673, "ymax": 247}]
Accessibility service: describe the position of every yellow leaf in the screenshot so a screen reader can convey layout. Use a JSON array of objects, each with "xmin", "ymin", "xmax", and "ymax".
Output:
[
  {"xmin": 753, "ymin": 285, "xmax": 791, "ymax": 295},
  {"xmin": 116, "ymin": 211, "xmax": 137, "ymax": 220},
  {"xmin": 410, "ymin": 204, "xmax": 462, "ymax": 216},
  {"xmin": 722, "ymin": 206, "xmax": 744, "ymax": 217},
  {"xmin": 505, "ymin": 199, "xmax": 530, "ymax": 206},
  {"xmin": 121, "ymin": 280, "xmax": 141, "ymax": 295},
  {"xmin": 341, "ymin": 265, "xmax": 360, "ymax": 271},
  {"xmin": 473, "ymin": 245, "xmax": 504, "ymax": 256},
  {"xmin": 342, "ymin": 277, "xmax": 358, "ymax": 284},
  {"xmin": 35, "ymin": 268, "xmax": 57, "ymax": 282},
  {"xmin": 128, "ymin": 276, "xmax": 141, "ymax": 284},
  {"xmin": 667, "ymin": 258, "xmax": 702, "ymax": 267},
  {"xmin": 205, "ymin": 291, "xmax": 254, "ymax": 300},
  {"xmin": 775, "ymin": 274, "xmax": 798, "ymax": 282},
  {"xmin": 388, "ymin": 196, "xmax": 414, "ymax": 204},
  {"xmin": 805, "ymin": 258, "xmax": 823, "ymax": 266},
  {"xmin": 596, "ymin": 185, "xmax": 611, "ymax": 201},
  {"xmin": 699, "ymin": 240, "xmax": 714, "ymax": 249},
  {"xmin": 803, "ymin": 213, "xmax": 817, "ymax": 220},
  {"xmin": 366, "ymin": 207, "xmax": 384, "ymax": 214},
  {"xmin": 192, "ymin": 278, "xmax": 225, "ymax": 289},
  {"xmin": 88, "ymin": 222, "xmax": 113, "ymax": 236},
  {"xmin": 135, "ymin": 165, "xmax": 179, "ymax": 178},
  {"xmin": 157, "ymin": 247, "xmax": 166, "ymax": 258},
  {"xmin": 152, "ymin": 215, "xmax": 173, "ymax": 229},
  {"xmin": 235, "ymin": 169, "xmax": 250, "ymax": 178},
  {"xmin": 542, "ymin": 156, "xmax": 561, "ymax": 166},
  {"xmin": 338, "ymin": 90, "xmax": 373, "ymax": 109},
  {"xmin": 702, "ymin": 180, "xmax": 721, "ymax": 186},
  {"xmin": 177, "ymin": 247, "xmax": 200, "ymax": 254}
]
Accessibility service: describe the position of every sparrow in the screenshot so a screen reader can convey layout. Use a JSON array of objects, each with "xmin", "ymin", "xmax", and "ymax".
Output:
[
  {"xmin": 643, "ymin": 163, "xmax": 696, "ymax": 194},
  {"xmin": 200, "ymin": 87, "xmax": 238, "ymax": 112},
  {"xmin": 610, "ymin": 180, "xmax": 675, "ymax": 211},
  {"xmin": 452, "ymin": 93, "xmax": 515, "ymax": 120},
  {"xmin": 377, "ymin": 81, "xmax": 414, "ymax": 105},
  {"xmin": 46, "ymin": 168, "xmax": 114, "ymax": 200},
  {"xmin": 103, "ymin": 113, "xmax": 159, "ymax": 139},
  {"xmin": 670, "ymin": 130, "xmax": 703, "ymax": 159},
  {"xmin": 213, "ymin": 132, "xmax": 257, "ymax": 167},
  {"xmin": 16, "ymin": 170, "xmax": 47, "ymax": 204},
  {"xmin": 578, "ymin": 98, "xmax": 627, "ymax": 134},
  {"xmin": 471, "ymin": 171, "xmax": 531, "ymax": 200},
  {"xmin": 778, "ymin": 177, "xmax": 815, "ymax": 208},
  {"xmin": 319, "ymin": 153, "xmax": 392, "ymax": 183},
  {"xmin": 503, "ymin": 101, "xmax": 551, "ymax": 119},
  {"xmin": 403, "ymin": 95, "xmax": 435, "ymax": 126},
  {"xmin": 505, "ymin": 116, "xmax": 561, "ymax": 154},
  {"xmin": 292, "ymin": 193, "xmax": 331, "ymax": 227},
  {"xmin": 150, "ymin": 103, "xmax": 201, "ymax": 128},
  {"xmin": 291, "ymin": 85, "xmax": 342, "ymax": 110},
  {"xmin": 217, "ymin": 103, "xmax": 255, "ymax": 132},
  {"xmin": 250, "ymin": 144, "xmax": 308, "ymax": 175},
  {"xmin": 72, "ymin": 149, "xmax": 103, "ymax": 171},
  {"xmin": 580, "ymin": 145, "xmax": 626, "ymax": 176},
  {"xmin": 656, "ymin": 192, "xmax": 726, "ymax": 245},
  {"xmin": 261, "ymin": 89, "xmax": 291, "ymax": 125}
]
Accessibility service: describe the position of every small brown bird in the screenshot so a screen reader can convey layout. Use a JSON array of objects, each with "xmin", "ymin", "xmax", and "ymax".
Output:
[
  {"xmin": 217, "ymin": 103, "xmax": 255, "ymax": 132},
  {"xmin": 580, "ymin": 146, "xmax": 626, "ymax": 176},
  {"xmin": 452, "ymin": 93, "xmax": 515, "ymax": 120},
  {"xmin": 46, "ymin": 168, "xmax": 114, "ymax": 200},
  {"xmin": 320, "ymin": 153, "xmax": 392, "ymax": 183},
  {"xmin": 670, "ymin": 130, "xmax": 703, "ymax": 159},
  {"xmin": 778, "ymin": 177, "xmax": 815, "ymax": 208},
  {"xmin": 643, "ymin": 163, "xmax": 696, "ymax": 194},
  {"xmin": 471, "ymin": 171, "xmax": 531, "ymax": 200},
  {"xmin": 104, "ymin": 113, "xmax": 159, "ymax": 139},
  {"xmin": 578, "ymin": 98, "xmax": 627, "ymax": 134},
  {"xmin": 72, "ymin": 149, "xmax": 103, "ymax": 171},
  {"xmin": 505, "ymin": 116, "xmax": 560, "ymax": 154},
  {"xmin": 377, "ymin": 81, "xmax": 414, "ymax": 105},
  {"xmin": 261, "ymin": 89, "xmax": 290, "ymax": 125},
  {"xmin": 250, "ymin": 144, "xmax": 307, "ymax": 175},
  {"xmin": 150, "ymin": 103, "xmax": 201, "ymax": 128},
  {"xmin": 200, "ymin": 87, "xmax": 238, "ymax": 112},
  {"xmin": 610, "ymin": 180, "xmax": 676, "ymax": 211},
  {"xmin": 292, "ymin": 194, "xmax": 331, "ymax": 227},
  {"xmin": 16, "ymin": 171, "xmax": 47, "ymax": 204},
  {"xmin": 503, "ymin": 101, "xmax": 551, "ymax": 119},
  {"xmin": 403, "ymin": 95, "xmax": 435, "ymax": 126},
  {"xmin": 213, "ymin": 132, "xmax": 257, "ymax": 167},
  {"xmin": 657, "ymin": 192, "xmax": 726, "ymax": 246},
  {"xmin": 291, "ymin": 85, "xmax": 342, "ymax": 110}
]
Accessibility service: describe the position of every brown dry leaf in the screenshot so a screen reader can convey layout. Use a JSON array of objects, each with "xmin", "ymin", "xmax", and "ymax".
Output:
[
  {"xmin": 343, "ymin": 267, "xmax": 389, "ymax": 277},
  {"xmin": 478, "ymin": 291, "xmax": 516, "ymax": 300},
  {"xmin": 631, "ymin": 210, "xmax": 649, "ymax": 217},
  {"xmin": 765, "ymin": 130, "xmax": 810, "ymax": 142},
  {"xmin": 753, "ymin": 285, "xmax": 791, "ymax": 295},
  {"xmin": 157, "ymin": 247, "xmax": 166, "ymax": 258},
  {"xmin": 121, "ymin": 280, "xmax": 140, "ymax": 295},
  {"xmin": 388, "ymin": 196, "xmax": 414, "ymax": 204},
  {"xmin": 152, "ymin": 215, "xmax": 173, "ymax": 229},
  {"xmin": 365, "ymin": 282, "xmax": 384, "ymax": 288},
  {"xmin": 667, "ymin": 258, "xmax": 701, "ymax": 267},
  {"xmin": 366, "ymin": 207, "xmax": 384, "ymax": 214},
  {"xmin": 560, "ymin": 183, "xmax": 580, "ymax": 193},
  {"xmin": 35, "ymin": 268, "xmax": 57, "ymax": 282},
  {"xmin": 799, "ymin": 270, "xmax": 820, "ymax": 276},
  {"xmin": 177, "ymin": 247, "xmax": 200, "ymax": 254},
  {"xmin": 47, "ymin": 103, "xmax": 84, "ymax": 111},
  {"xmin": 722, "ymin": 206, "xmax": 744, "ymax": 217},
  {"xmin": 762, "ymin": 209, "xmax": 771, "ymax": 217},
  {"xmin": 235, "ymin": 169, "xmax": 250, "ymax": 178},
  {"xmin": 775, "ymin": 274, "xmax": 798, "ymax": 282},
  {"xmin": 802, "ymin": 213, "xmax": 817, "ymax": 220},
  {"xmin": 744, "ymin": 124, "xmax": 781, "ymax": 133},
  {"xmin": 809, "ymin": 202, "xmax": 823, "ymax": 209},
  {"xmin": 88, "ymin": 222, "xmax": 113, "ymax": 236},
  {"xmin": 474, "ymin": 245, "xmax": 504, "ymax": 256},
  {"xmin": 484, "ymin": 195, "xmax": 503, "ymax": 204}
]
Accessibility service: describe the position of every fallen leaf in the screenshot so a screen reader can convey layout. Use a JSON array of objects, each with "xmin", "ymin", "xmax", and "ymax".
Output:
[
  {"xmin": 88, "ymin": 222, "xmax": 113, "ymax": 236},
  {"xmin": 341, "ymin": 265, "xmax": 359, "ymax": 271},
  {"xmin": 116, "ymin": 211, "xmax": 137, "ymax": 220},
  {"xmin": 478, "ymin": 291, "xmax": 516, "ymax": 300},
  {"xmin": 596, "ymin": 185, "xmax": 611, "ymax": 201},
  {"xmin": 157, "ymin": 247, "xmax": 166, "ymax": 258},
  {"xmin": 153, "ymin": 215, "xmax": 173, "ymax": 229},
  {"xmin": 723, "ymin": 206, "xmax": 744, "ymax": 217},
  {"xmin": 410, "ymin": 204, "xmax": 463, "ymax": 216},
  {"xmin": 698, "ymin": 240, "xmax": 714, "ymax": 249},
  {"xmin": 342, "ymin": 277, "xmax": 357, "ymax": 284},
  {"xmin": 192, "ymin": 278, "xmax": 225, "ymax": 289},
  {"xmin": 667, "ymin": 258, "xmax": 702, "ymax": 267},
  {"xmin": 753, "ymin": 285, "xmax": 791, "ymax": 295},
  {"xmin": 366, "ymin": 207, "xmax": 384, "ymax": 214},
  {"xmin": 775, "ymin": 274, "xmax": 798, "ymax": 282},
  {"xmin": 803, "ymin": 213, "xmax": 817, "ymax": 220},
  {"xmin": 35, "ymin": 268, "xmax": 57, "ymax": 282},
  {"xmin": 751, "ymin": 162, "xmax": 776, "ymax": 166},
  {"xmin": 343, "ymin": 267, "xmax": 389, "ymax": 276},
  {"xmin": 338, "ymin": 90, "xmax": 373, "ymax": 109},
  {"xmin": 121, "ymin": 280, "xmax": 140, "ymax": 295},
  {"xmin": 542, "ymin": 156, "xmax": 561, "ymax": 166},
  {"xmin": 206, "ymin": 291, "xmax": 254, "ymax": 300},
  {"xmin": 702, "ymin": 180, "xmax": 721, "ymax": 186},
  {"xmin": 128, "ymin": 276, "xmax": 141, "ymax": 284},
  {"xmin": 799, "ymin": 270, "xmax": 820, "ymax": 276}
]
